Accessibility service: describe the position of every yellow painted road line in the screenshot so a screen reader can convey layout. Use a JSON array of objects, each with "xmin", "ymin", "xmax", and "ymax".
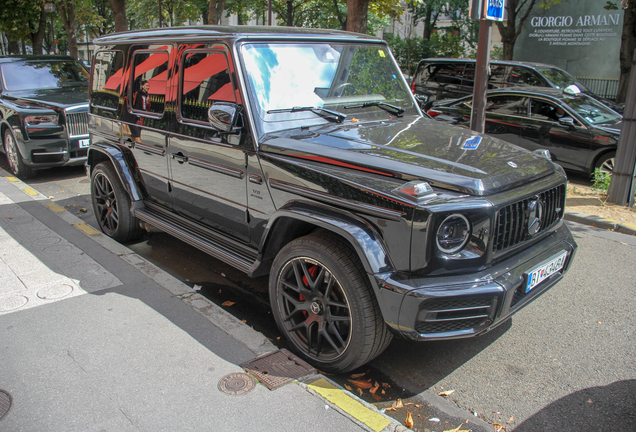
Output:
[
  {"xmin": 44, "ymin": 203, "xmax": 66, "ymax": 213},
  {"xmin": 622, "ymin": 222, "xmax": 636, "ymax": 230},
  {"xmin": 72, "ymin": 222, "xmax": 101, "ymax": 235},
  {"xmin": 4, "ymin": 176, "xmax": 19, "ymax": 182},
  {"xmin": 307, "ymin": 378, "xmax": 390, "ymax": 432},
  {"xmin": 24, "ymin": 187, "xmax": 38, "ymax": 196}
]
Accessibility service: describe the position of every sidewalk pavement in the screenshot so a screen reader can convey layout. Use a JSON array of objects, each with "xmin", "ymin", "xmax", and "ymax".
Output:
[
  {"xmin": 0, "ymin": 170, "xmax": 407, "ymax": 432},
  {"xmin": 564, "ymin": 210, "xmax": 636, "ymax": 236}
]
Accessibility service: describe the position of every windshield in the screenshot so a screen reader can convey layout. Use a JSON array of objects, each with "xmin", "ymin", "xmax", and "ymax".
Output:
[
  {"xmin": 564, "ymin": 95, "xmax": 622, "ymax": 126},
  {"xmin": 537, "ymin": 67, "xmax": 589, "ymax": 92},
  {"xmin": 240, "ymin": 42, "xmax": 414, "ymax": 126},
  {"xmin": 1, "ymin": 60, "xmax": 89, "ymax": 91}
]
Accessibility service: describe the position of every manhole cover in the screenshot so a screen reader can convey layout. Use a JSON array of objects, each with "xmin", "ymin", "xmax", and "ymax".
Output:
[
  {"xmin": 217, "ymin": 372, "xmax": 255, "ymax": 396},
  {"xmin": 0, "ymin": 390, "xmax": 12, "ymax": 421},
  {"xmin": 240, "ymin": 349, "xmax": 316, "ymax": 390}
]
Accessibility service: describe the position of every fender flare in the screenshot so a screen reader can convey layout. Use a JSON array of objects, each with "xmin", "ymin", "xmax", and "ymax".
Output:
[
  {"xmin": 256, "ymin": 200, "xmax": 396, "ymax": 276},
  {"xmin": 87, "ymin": 143, "xmax": 144, "ymax": 202}
]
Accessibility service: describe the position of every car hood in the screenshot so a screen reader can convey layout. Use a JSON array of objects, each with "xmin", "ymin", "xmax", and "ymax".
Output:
[
  {"xmin": 260, "ymin": 116, "xmax": 557, "ymax": 196},
  {"xmin": 3, "ymin": 87, "xmax": 89, "ymax": 110}
]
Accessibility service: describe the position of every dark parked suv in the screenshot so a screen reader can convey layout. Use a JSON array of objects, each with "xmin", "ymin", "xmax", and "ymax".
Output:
[
  {"xmin": 412, "ymin": 58, "xmax": 622, "ymax": 112},
  {"xmin": 87, "ymin": 26, "xmax": 577, "ymax": 372},
  {"xmin": 0, "ymin": 55, "xmax": 90, "ymax": 179}
]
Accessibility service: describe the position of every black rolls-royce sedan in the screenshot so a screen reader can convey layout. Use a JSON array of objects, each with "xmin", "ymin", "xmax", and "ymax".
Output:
[
  {"xmin": 0, "ymin": 55, "xmax": 90, "ymax": 179},
  {"xmin": 426, "ymin": 86, "xmax": 622, "ymax": 175}
]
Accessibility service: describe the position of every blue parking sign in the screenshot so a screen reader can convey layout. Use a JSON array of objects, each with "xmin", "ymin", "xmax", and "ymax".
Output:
[{"xmin": 485, "ymin": 0, "xmax": 505, "ymax": 21}]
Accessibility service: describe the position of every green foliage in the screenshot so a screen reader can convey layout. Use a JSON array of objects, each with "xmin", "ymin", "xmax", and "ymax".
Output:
[
  {"xmin": 127, "ymin": 0, "xmax": 201, "ymax": 28},
  {"xmin": 591, "ymin": 168, "xmax": 612, "ymax": 193},
  {"xmin": 384, "ymin": 34, "xmax": 433, "ymax": 75},
  {"xmin": 604, "ymin": 1, "xmax": 620, "ymax": 10},
  {"xmin": 0, "ymin": 0, "xmax": 44, "ymax": 43},
  {"xmin": 491, "ymin": 46, "xmax": 503, "ymax": 60}
]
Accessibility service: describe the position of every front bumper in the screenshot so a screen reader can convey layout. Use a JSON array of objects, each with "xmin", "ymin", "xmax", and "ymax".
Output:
[
  {"xmin": 376, "ymin": 223, "xmax": 577, "ymax": 340},
  {"xmin": 20, "ymin": 135, "xmax": 90, "ymax": 168}
]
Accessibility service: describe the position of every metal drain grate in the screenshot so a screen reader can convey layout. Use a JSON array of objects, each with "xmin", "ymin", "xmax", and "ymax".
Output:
[
  {"xmin": 241, "ymin": 349, "xmax": 316, "ymax": 390},
  {"xmin": 0, "ymin": 390, "xmax": 12, "ymax": 421}
]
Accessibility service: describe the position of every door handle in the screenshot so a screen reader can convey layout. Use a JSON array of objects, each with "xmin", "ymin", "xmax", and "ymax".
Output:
[{"xmin": 171, "ymin": 152, "xmax": 188, "ymax": 163}]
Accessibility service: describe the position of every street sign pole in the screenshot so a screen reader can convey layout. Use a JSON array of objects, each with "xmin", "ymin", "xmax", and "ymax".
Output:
[
  {"xmin": 469, "ymin": 0, "xmax": 505, "ymax": 133},
  {"xmin": 470, "ymin": 19, "xmax": 492, "ymax": 133}
]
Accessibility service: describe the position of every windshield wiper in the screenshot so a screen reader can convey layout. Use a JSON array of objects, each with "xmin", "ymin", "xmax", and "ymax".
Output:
[
  {"xmin": 344, "ymin": 102, "xmax": 404, "ymax": 117},
  {"xmin": 267, "ymin": 106, "xmax": 346, "ymax": 123}
]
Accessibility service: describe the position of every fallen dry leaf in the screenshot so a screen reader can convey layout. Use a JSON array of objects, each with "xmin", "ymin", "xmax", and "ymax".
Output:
[
  {"xmin": 369, "ymin": 382, "xmax": 380, "ymax": 394},
  {"xmin": 348, "ymin": 379, "xmax": 373, "ymax": 389},
  {"xmin": 392, "ymin": 399, "xmax": 404, "ymax": 410},
  {"xmin": 439, "ymin": 389, "xmax": 455, "ymax": 396},
  {"xmin": 357, "ymin": 387, "xmax": 363, "ymax": 396},
  {"xmin": 344, "ymin": 384, "xmax": 353, "ymax": 391},
  {"xmin": 241, "ymin": 320, "xmax": 247, "ymax": 323},
  {"xmin": 221, "ymin": 301, "xmax": 235, "ymax": 307},
  {"xmin": 350, "ymin": 372, "xmax": 366, "ymax": 379},
  {"xmin": 405, "ymin": 411, "xmax": 414, "ymax": 429},
  {"xmin": 415, "ymin": 404, "xmax": 423, "ymax": 408},
  {"xmin": 507, "ymin": 416, "xmax": 514, "ymax": 424},
  {"xmin": 493, "ymin": 423, "xmax": 506, "ymax": 431},
  {"xmin": 385, "ymin": 407, "xmax": 397, "ymax": 412},
  {"xmin": 442, "ymin": 426, "xmax": 470, "ymax": 432},
  {"xmin": 371, "ymin": 393, "xmax": 383, "ymax": 402},
  {"xmin": 381, "ymin": 389, "xmax": 385, "ymax": 395},
  {"xmin": 382, "ymin": 382, "xmax": 391, "ymax": 388}
]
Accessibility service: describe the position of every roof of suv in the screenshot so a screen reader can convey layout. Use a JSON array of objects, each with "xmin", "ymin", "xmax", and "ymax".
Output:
[
  {"xmin": 0, "ymin": 55, "xmax": 79, "ymax": 64},
  {"xmin": 94, "ymin": 25, "xmax": 377, "ymax": 45},
  {"xmin": 418, "ymin": 58, "xmax": 561, "ymax": 70}
]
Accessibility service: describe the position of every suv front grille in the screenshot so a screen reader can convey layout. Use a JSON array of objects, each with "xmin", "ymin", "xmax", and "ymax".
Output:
[
  {"xmin": 493, "ymin": 184, "xmax": 565, "ymax": 252},
  {"xmin": 66, "ymin": 111, "xmax": 89, "ymax": 137}
]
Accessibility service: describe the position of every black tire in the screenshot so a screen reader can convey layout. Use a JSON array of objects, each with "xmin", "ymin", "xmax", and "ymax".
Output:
[
  {"xmin": 595, "ymin": 152, "xmax": 615, "ymax": 175},
  {"xmin": 91, "ymin": 161, "xmax": 143, "ymax": 242},
  {"xmin": 3, "ymin": 128, "xmax": 34, "ymax": 179},
  {"xmin": 269, "ymin": 231, "xmax": 392, "ymax": 373}
]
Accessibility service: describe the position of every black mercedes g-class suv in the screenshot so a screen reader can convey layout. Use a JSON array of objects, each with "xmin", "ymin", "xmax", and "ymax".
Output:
[{"xmin": 87, "ymin": 26, "xmax": 577, "ymax": 372}]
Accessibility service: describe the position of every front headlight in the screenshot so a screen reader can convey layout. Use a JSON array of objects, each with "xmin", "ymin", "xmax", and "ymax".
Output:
[
  {"xmin": 24, "ymin": 114, "xmax": 58, "ymax": 128},
  {"xmin": 436, "ymin": 214, "xmax": 471, "ymax": 254}
]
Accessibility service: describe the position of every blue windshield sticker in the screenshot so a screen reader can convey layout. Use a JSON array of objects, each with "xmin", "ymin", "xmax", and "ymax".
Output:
[{"xmin": 462, "ymin": 136, "xmax": 482, "ymax": 150}]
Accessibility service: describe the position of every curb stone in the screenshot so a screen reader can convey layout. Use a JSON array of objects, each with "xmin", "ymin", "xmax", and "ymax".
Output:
[{"xmin": 564, "ymin": 210, "xmax": 636, "ymax": 235}]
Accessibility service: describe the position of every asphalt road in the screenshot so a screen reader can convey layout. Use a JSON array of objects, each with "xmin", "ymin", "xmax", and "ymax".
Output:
[{"xmin": 9, "ymin": 162, "xmax": 635, "ymax": 431}]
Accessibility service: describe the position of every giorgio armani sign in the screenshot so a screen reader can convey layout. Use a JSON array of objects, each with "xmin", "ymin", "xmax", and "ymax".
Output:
[{"xmin": 514, "ymin": 0, "xmax": 623, "ymax": 79}]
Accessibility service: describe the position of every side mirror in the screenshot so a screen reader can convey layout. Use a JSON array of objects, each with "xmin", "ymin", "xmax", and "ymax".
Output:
[
  {"xmin": 558, "ymin": 117, "xmax": 576, "ymax": 129},
  {"xmin": 208, "ymin": 102, "xmax": 242, "ymax": 133}
]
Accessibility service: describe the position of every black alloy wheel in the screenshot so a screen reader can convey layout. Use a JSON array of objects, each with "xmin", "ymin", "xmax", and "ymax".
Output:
[
  {"xmin": 269, "ymin": 231, "xmax": 392, "ymax": 373},
  {"xmin": 595, "ymin": 152, "xmax": 615, "ymax": 175},
  {"xmin": 91, "ymin": 162, "xmax": 142, "ymax": 242},
  {"xmin": 3, "ymin": 129, "xmax": 34, "ymax": 179}
]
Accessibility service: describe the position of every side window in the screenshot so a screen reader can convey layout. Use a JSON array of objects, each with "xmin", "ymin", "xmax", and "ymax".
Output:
[
  {"xmin": 486, "ymin": 95, "xmax": 528, "ymax": 116},
  {"xmin": 530, "ymin": 99, "xmax": 578, "ymax": 124},
  {"xmin": 508, "ymin": 67, "xmax": 544, "ymax": 87},
  {"xmin": 179, "ymin": 50, "xmax": 235, "ymax": 124},
  {"xmin": 130, "ymin": 50, "xmax": 169, "ymax": 116},
  {"xmin": 91, "ymin": 50, "xmax": 124, "ymax": 110},
  {"xmin": 430, "ymin": 64, "xmax": 463, "ymax": 86},
  {"xmin": 489, "ymin": 65, "xmax": 509, "ymax": 88},
  {"xmin": 461, "ymin": 64, "xmax": 475, "ymax": 87}
]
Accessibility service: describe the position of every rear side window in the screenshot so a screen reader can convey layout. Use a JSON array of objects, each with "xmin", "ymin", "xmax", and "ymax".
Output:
[
  {"xmin": 431, "ymin": 64, "xmax": 463, "ymax": 86},
  {"xmin": 91, "ymin": 50, "xmax": 124, "ymax": 110},
  {"xmin": 508, "ymin": 67, "xmax": 544, "ymax": 87},
  {"xmin": 179, "ymin": 50, "xmax": 235, "ymax": 124},
  {"xmin": 489, "ymin": 65, "xmax": 509, "ymax": 88},
  {"xmin": 130, "ymin": 50, "xmax": 169, "ymax": 116},
  {"xmin": 486, "ymin": 95, "xmax": 528, "ymax": 116}
]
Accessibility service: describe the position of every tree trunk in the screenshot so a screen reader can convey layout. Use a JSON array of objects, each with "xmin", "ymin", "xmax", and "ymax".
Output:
[
  {"xmin": 107, "ymin": 0, "xmax": 128, "ymax": 32},
  {"xmin": 346, "ymin": 0, "xmax": 369, "ymax": 34},
  {"xmin": 208, "ymin": 0, "xmax": 227, "ymax": 25},
  {"xmin": 616, "ymin": 0, "xmax": 636, "ymax": 104},
  {"xmin": 333, "ymin": 0, "xmax": 346, "ymax": 30},
  {"xmin": 495, "ymin": 0, "xmax": 539, "ymax": 60},
  {"xmin": 423, "ymin": 6, "xmax": 433, "ymax": 40},
  {"xmin": 58, "ymin": 0, "xmax": 78, "ymax": 58},
  {"xmin": 30, "ymin": 7, "xmax": 47, "ymax": 54}
]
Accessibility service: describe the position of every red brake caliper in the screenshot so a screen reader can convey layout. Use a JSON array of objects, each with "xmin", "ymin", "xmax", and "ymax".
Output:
[{"xmin": 300, "ymin": 265, "xmax": 319, "ymax": 317}]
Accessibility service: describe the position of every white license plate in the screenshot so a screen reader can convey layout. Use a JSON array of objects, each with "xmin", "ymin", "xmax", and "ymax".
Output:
[
  {"xmin": 526, "ymin": 251, "xmax": 568, "ymax": 292},
  {"xmin": 79, "ymin": 139, "xmax": 90, "ymax": 148}
]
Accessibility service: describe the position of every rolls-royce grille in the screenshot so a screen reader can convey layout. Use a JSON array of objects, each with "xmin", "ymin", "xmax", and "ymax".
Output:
[
  {"xmin": 493, "ymin": 185, "xmax": 565, "ymax": 252},
  {"xmin": 66, "ymin": 111, "xmax": 89, "ymax": 137}
]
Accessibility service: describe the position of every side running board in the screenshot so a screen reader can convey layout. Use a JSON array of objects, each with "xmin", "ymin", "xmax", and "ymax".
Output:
[{"xmin": 134, "ymin": 203, "xmax": 258, "ymax": 274}]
